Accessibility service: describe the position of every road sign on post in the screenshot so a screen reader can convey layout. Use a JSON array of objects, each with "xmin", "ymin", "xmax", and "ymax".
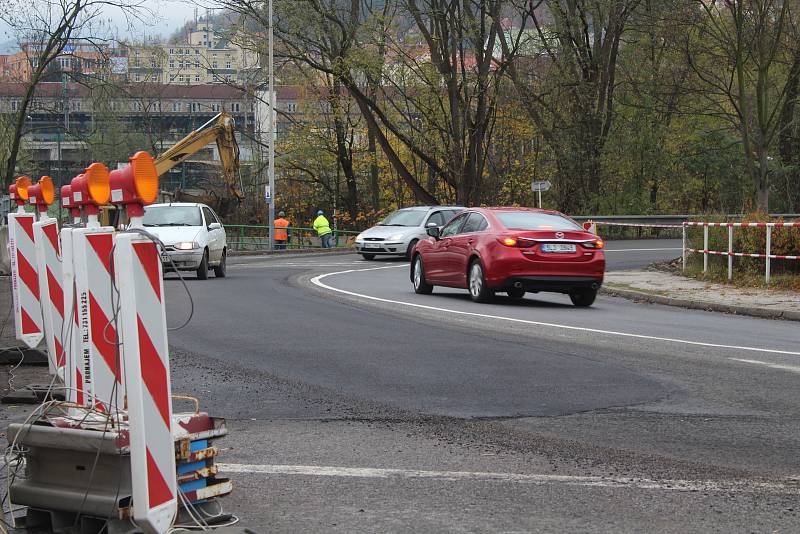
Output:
[{"xmin": 531, "ymin": 180, "xmax": 551, "ymax": 209}]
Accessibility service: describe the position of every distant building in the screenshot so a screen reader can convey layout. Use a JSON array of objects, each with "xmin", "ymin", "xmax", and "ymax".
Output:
[
  {"xmin": 0, "ymin": 82, "xmax": 302, "ymax": 190},
  {"xmin": 0, "ymin": 40, "xmax": 126, "ymax": 82},
  {"xmin": 0, "ymin": 55, "xmax": 11, "ymax": 79},
  {"xmin": 0, "ymin": 24, "xmax": 258, "ymax": 86},
  {"xmin": 128, "ymin": 23, "xmax": 259, "ymax": 85}
]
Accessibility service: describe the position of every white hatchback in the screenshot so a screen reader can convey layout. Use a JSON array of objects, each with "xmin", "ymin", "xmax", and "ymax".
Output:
[
  {"xmin": 142, "ymin": 202, "xmax": 227, "ymax": 279},
  {"xmin": 355, "ymin": 206, "xmax": 464, "ymax": 260}
]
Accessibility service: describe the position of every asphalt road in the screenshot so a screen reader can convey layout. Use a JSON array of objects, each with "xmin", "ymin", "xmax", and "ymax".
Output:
[{"xmin": 163, "ymin": 239, "xmax": 800, "ymax": 532}]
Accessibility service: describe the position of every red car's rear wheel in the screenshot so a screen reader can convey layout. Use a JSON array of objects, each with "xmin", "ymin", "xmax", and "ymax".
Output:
[{"xmin": 570, "ymin": 288, "xmax": 597, "ymax": 307}]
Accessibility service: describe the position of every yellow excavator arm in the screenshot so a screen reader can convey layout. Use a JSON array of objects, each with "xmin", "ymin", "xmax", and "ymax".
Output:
[{"xmin": 155, "ymin": 112, "xmax": 243, "ymax": 202}]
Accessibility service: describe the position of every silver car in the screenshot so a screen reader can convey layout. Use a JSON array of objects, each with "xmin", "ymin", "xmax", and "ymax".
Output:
[{"xmin": 355, "ymin": 206, "xmax": 464, "ymax": 260}]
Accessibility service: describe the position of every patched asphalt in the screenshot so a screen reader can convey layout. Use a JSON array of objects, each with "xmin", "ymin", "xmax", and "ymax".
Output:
[{"xmin": 157, "ymin": 241, "xmax": 800, "ymax": 531}]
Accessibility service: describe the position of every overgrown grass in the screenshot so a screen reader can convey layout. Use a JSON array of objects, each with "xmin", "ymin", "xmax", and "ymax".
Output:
[{"xmin": 682, "ymin": 255, "xmax": 800, "ymax": 292}]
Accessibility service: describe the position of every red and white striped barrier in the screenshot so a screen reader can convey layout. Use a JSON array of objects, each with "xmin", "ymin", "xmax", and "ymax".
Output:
[
  {"xmin": 589, "ymin": 220, "xmax": 684, "ymax": 229},
  {"xmin": 73, "ymin": 227, "xmax": 125, "ymax": 413},
  {"xmin": 686, "ymin": 248, "xmax": 800, "ymax": 260},
  {"xmin": 34, "ymin": 217, "xmax": 65, "ymax": 376},
  {"xmin": 683, "ymin": 220, "xmax": 800, "ymax": 283},
  {"xmin": 111, "ymin": 152, "xmax": 177, "ymax": 531},
  {"xmin": 28, "ymin": 175, "xmax": 65, "ymax": 376},
  {"xmin": 6, "ymin": 155, "xmax": 229, "ymax": 528},
  {"xmin": 59, "ymin": 184, "xmax": 84, "ymax": 404},
  {"xmin": 683, "ymin": 221, "xmax": 800, "ymax": 228},
  {"xmin": 60, "ymin": 227, "xmax": 85, "ymax": 406},
  {"xmin": 8, "ymin": 211, "xmax": 44, "ymax": 349},
  {"xmin": 115, "ymin": 232, "xmax": 177, "ymax": 531}
]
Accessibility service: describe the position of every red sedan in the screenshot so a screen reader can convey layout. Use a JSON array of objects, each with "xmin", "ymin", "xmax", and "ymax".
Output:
[{"xmin": 411, "ymin": 207, "xmax": 605, "ymax": 306}]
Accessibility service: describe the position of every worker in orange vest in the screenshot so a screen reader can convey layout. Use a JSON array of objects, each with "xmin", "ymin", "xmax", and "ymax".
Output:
[{"xmin": 274, "ymin": 211, "xmax": 290, "ymax": 250}]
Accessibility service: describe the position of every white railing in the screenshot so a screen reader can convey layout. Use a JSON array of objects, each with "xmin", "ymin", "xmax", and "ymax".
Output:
[
  {"xmin": 681, "ymin": 221, "xmax": 800, "ymax": 283},
  {"xmin": 585, "ymin": 219, "xmax": 800, "ymax": 284}
]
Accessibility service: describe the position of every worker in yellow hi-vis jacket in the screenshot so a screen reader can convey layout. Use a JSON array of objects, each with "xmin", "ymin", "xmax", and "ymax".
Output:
[{"xmin": 313, "ymin": 210, "xmax": 333, "ymax": 248}]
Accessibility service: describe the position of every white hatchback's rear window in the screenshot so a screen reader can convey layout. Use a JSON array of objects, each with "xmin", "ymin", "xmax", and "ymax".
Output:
[{"xmin": 496, "ymin": 212, "xmax": 582, "ymax": 231}]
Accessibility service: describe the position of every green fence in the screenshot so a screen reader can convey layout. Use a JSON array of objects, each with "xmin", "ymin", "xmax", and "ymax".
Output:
[{"xmin": 225, "ymin": 224, "xmax": 360, "ymax": 252}]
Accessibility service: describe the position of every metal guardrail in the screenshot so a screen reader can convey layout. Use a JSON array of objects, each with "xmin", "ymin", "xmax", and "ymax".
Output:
[
  {"xmin": 576, "ymin": 214, "xmax": 800, "ymax": 240},
  {"xmin": 572, "ymin": 213, "xmax": 799, "ymax": 223},
  {"xmin": 224, "ymin": 224, "xmax": 360, "ymax": 251},
  {"xmin": 224, "ymin": 215, "xmax": 800, "ymax": 251}
]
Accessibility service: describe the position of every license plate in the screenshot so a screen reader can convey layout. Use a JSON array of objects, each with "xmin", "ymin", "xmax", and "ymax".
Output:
[
  {"xmin": 363, "ymin": 243, "xmax": 380, "ymax": 249},
  {"xmin": 541, "ymin": 243, "xmax": 576, "ymax": 253},
  {"xmin": 160, "ymin": 252, "xmax": 171, "ymax": 263}
]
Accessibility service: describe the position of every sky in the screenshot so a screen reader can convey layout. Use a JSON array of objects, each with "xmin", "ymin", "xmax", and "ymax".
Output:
[
  {"xmin": 112, "ymin": 0, "xmax": 211, "ymax": 41},
  {"xmin": 0, "ymin": 0, "xmax": 207, "ymax": 52}
]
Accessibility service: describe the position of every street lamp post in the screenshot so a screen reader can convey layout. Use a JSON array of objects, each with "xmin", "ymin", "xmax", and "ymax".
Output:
[{"xmin": 267, "ymin": 0, "xmax": 275, "ymax": 251}]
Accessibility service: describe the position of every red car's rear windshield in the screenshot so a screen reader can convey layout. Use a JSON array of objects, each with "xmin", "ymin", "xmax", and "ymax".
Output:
[{"xmin": 495, "ymin": 212, "xmax": 582, "ymax": 231}]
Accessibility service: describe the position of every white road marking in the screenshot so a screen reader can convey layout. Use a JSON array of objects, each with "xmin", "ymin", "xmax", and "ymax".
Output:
[
  {"xmin": 729, "ymin": 358, "xmax": 800, "ymax": 374},
  {"xmin": 604, "ymin": 248, "xmax": 682, "ymax": 252},
  {"xmin": 311, "ymin": 266, "xmax": 800, "ymax": 357},
  {"xmin": 218, "ymin": 463, "xmax": 799, "ymax": 494}
]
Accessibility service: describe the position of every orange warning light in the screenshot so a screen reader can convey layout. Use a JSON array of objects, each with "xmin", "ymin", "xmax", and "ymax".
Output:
[
  {"xmin": 109, "ymin": 151, "xmax": 159, "ymax": 217},
  {"xmin": 70, "ymin": 162, "xmax": 111, "ymax": 217},
  {"xmin": 83, "ymin": 162, "xmax": 111, "ymax": 205},
  {"xmin": 9, "ymin": 176, "xmax": 32, "ymax": 206},
  {"xmin": 28, "ymin": 176, "xmax": 56, "ymax": 209}
]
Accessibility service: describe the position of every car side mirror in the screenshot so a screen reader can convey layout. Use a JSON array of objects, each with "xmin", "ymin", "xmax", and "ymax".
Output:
[
  {"xmin": 208, "ymin": 222, "xmax": 222, "ymax": 230},
  {"xmin": 425, "ymin": 222, "xmax": 438, "ymax": 228},
  {"xmin": 426, "ymin": 226, "xmax": 440, "ymax": 239}
]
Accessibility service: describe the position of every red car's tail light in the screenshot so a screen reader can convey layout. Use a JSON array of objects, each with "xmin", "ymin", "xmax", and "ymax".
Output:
[
  {"xmin": 582, "ymin": 239, "xmax": 605, "ymax": 249},
  {"xmin": 498, "ymin": 236, "xmax": 518, "ymax": 247}
]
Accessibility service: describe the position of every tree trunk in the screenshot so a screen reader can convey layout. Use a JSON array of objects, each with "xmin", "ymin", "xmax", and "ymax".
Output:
[
  {"xmin": 778, "ymin": 46, "xmax": 800, "ymax": 213},
  {"xmin": 368, "ymin": 127, "xmax": 380, "ymax": 211},
  {"xmin": 333, "ymin": 115, "xmax": 358, "ymax": 218},
  {"xmin": 757, "ymin": 149, "xmax": 770, "ymax": 213},
  {"xmin": 346, "ymin": 81, "xmax": 438, "ymax": 204}
]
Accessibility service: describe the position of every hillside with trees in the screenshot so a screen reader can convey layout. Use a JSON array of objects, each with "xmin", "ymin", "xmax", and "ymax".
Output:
[{"xmin": 218, "ymin": 0, "xmax": 800, "ymax": 221}]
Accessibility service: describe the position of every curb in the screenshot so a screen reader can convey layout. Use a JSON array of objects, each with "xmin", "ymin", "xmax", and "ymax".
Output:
[{"xmin": 600, "ymin": 286, "xmax": 800, "ymax": 322}]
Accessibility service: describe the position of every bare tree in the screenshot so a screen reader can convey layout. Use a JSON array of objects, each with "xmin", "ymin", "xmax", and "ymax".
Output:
[
  {"xmin": 685, "ymin": 0, "xmax": 797, "ymax": 211},
  {"xmin": 217, "ymin": 0, "xmax": 513, "ymax": 206},
  {"xmin": 0, "ymin": 0, "xmax": 148, "ymax": 188},
  {"xmin": 497, "ymin": 0, "xmax": 640, "ymax": 212}
]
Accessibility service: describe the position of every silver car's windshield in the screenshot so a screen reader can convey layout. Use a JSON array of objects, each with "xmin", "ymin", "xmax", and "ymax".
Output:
[
  {"xmin": 496, "ymin": 212, "xmax": 582, "ymax": 231},
  {"xmin": 142, "ymin": 206, "xmax": 203, "ymax": 227},
  {"xmin": 378, "ymin": 209, "xmax": 427, "ymax": 227}
]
